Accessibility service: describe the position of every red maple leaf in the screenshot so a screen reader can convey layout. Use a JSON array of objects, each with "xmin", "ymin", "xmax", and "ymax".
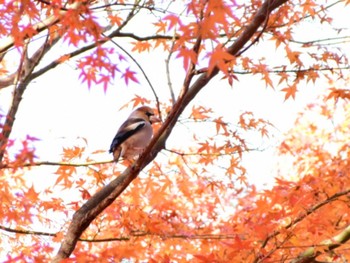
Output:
[{"xmin": 122, "ymin": 68, "xmax": 139, "ymax": 85}]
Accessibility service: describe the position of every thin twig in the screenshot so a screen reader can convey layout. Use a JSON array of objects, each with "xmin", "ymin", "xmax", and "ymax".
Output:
[
  {"xmin": 165, "ymin": 37, "xmax": 176, "ymax": 105},
  {"xmin": 0, "ymin": 224, "xmax": 238, "ymax": 241},
  {"xmin": 110, "ymin": 40, "xmax": 161, "ymax": 118},
  {"xmin": 0, "ymin": 160, "xmax": 112, "ymax": 169}
]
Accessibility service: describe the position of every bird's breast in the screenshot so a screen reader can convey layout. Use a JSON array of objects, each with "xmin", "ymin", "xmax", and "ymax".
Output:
[{"xmin": 120, "ymin": 123, "xmax": 153, "ymax": 158}]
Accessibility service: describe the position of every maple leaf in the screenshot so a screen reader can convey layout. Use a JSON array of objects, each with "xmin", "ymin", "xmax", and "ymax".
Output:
[
  {"xmin": 207, "ymin": 45, "xmax": 235, "ymax": 76},
  {"xmin": 252, "ymin": 63, "xmax": 274, "ymax": 88},
  {"xmin": 80, "ymin": 188, "xmax": 91, "ymax": 200},
  {"xmin": 154, "ymin": 38, "xmax": 170, "ymax": 51},
  {"xmin": 154, "ymin": 20, "xmax": 167, "ymax": 34},
  {"xmin": 260, "ymin": 126, "xmax": 269, "ymax": 138},
  {"xmin": 198, "ymin": 141, "xmax": 210, "ymax": 153},
  {"xmin": 327, "ymin": 88, "xmax": 350, "ymax": 101},
  {"xmin": 97, "ymin": 75, "xmax": 110, "ymax": 92},
  {"xmin": 109, "ymin": 14, "xmax": 123, "ymax": 26},
  {"xmin": 130, "ymin": 96, "xmax": 150, "ymax": 107},
  {"xmin": 277, "ymin": 71, "xmax": 289, "ymax": 85},
  {"xmin": 214, "ymin": 117, "xmax": 229, "ymax": 135},
  {"xmin": 281, "ymin": 84, "xmax": 298, "ymax": 101},
  {"xmin": 306, "ymin": 69, "xmax": 319, "ymax": 84},
  {"xmin": 56, "ymin": 54, "xmax": 71, "ymax": 64},
  {"xmin": 131, "ymin": 41, "xmax": 152, "ymax": 53},
  {"xmin": 176, "ymin": 47, "xmax": 197, "ymax": 70},
  {"xmin": 285, "ymin": 46, "xmax": 302, "ymax": 66},
  {"xmin": 121, "ymin": 68, "xmax": 139, "ymax": 85},
  {"xmin": 78, "ymin": 67, "xmax": 97, "ymax": 89},
  {"xmin": 163, "ymin": 14, "xmax": 181, "ymax": 30},
  {"xmin": 26, "ymin": 185, "xmax": 39, "ymax": 201}
]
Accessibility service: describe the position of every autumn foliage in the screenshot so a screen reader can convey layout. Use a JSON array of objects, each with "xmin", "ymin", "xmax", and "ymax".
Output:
[{"xmin": 1, "ymin": 0, "xmax": 350, "ymax": 262}]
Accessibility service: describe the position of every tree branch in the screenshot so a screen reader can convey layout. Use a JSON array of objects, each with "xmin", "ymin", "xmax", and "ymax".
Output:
[
  {"xmin": 165, "ymin": 38, "xmax": 177, "ymax": 105},
  {"xmin": 0, "ymin": 224, "xmax": 56, "ymax": 237},
  {"xmin": 194, "ymin": 65, "xmax": 350, "ymax": 77},
  {"xmin": 0, "ymin": 160, "xmax": 112, "ymax": 169},
  {"xmin": 28, "ymin": 3, "xmax": 149, "ymax": 86},
  {"xmin": 0, "ymin": 1, "xmax": 84, "ymax": 55},
  {"xmin": 0, "ymin": 34, "xmax": 61, "ymax": 164},
  {"xmin": 254, "ymin": 188, "xmax": 350, "ymax": 263},
  {"xmin": 291, "ymin": 224, "xmax": 350, "ymax": 263},
  {"xmin": 0, "ymin": 224, "xmax": 238, "ymax": 242},
  {"xmin": 110, "ymin": 40, "xmax": 162, "ymax": 119},
  {"xmin": 52, "ymin": 0, "xmax": 290, "ymax": 261}
]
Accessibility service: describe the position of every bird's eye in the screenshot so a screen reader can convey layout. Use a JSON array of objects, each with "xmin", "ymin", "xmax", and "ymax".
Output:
[{"xmin": 146, "ymin": 112, "xmax": 154, "ymax": 117}]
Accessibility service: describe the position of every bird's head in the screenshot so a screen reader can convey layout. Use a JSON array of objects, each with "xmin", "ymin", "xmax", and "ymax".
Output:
[{"xmin": 131, "ymin": 106, "xmax": 161, "ymax": 124}]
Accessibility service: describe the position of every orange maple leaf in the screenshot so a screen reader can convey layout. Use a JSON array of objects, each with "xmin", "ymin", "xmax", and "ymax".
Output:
[
  {"xmin": 154, "ymin": 20, "xmax": 167, "ymax": 34},
  {"xmin": 207, "ymin": 45, "xmax": 235, "ymax": 76},
  {"xmin": 131, "ymin": 41, "xmax": 152, "ymax": 53},
  {"xmin": 163, "ymin": 14, "xmax": 181, "ymax": 30},
  {"xmin": 214, "ymin": 117, "xmax": 229, "ymax": 135},
  {"xmin": 57, "ymin": 54, "xmax": 71, "ymax": 64},
  {"xmin": 176, "ymin": 47, "xmax": 198, "ymax": 70},
  {"xmin": 327, "ymin": 88, "xmax": 350, "ymax": 102},
  {"xmin": 281, "ymin": 84, "xmax": 298, "ymax": 101},
  {"xmin": 26, "ymin": 185, "xmax": 39, "ymax": 201},
  {"xmin": 130, "ymin": 96, "xmax": 150, "ymax": 108},
  {"xmin": 109, "ymin": 14, "xmax": 123, "ymax": 26}
]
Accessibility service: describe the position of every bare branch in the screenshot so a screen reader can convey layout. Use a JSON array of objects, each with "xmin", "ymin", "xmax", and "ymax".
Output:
[
  {"xmin": 286, "ymin": 35, "xmax": 350, "ymax": 46},
  {"xmin": 165, "ymin": 38, "xmax": 177, "ymax": 105},
  {"xmin": 0, "ymin": 224, "xmax": 56, "ymax": 237},
  {"xmin": 0, "ymin": 160, "xmax": 112, "ymax": 169},
  {"xmin": 194, "ymin": 65, "xmax": 350, "ymax": 77},
  {"xmin": 109, "ymin": 31, "xmax": 173, "ymax": 41},
  {"xmin": 0, "ymin": 73, "xmax": 17, "ymax": 90}
]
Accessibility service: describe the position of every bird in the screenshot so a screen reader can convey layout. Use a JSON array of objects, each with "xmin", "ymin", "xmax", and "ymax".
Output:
[{"xmin": 109, "ymin": 106, "xmax": 160, "ymax": 162}]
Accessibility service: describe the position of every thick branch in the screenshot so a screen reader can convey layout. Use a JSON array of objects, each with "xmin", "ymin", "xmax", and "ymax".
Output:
[{"xmin": 52, "ymin": 0, "xmax": 290, "ymax": 261}]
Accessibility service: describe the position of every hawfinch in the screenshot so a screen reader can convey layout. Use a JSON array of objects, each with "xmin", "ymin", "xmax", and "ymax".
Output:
[{"xmin": 109, "ymin": 106, "xmax": 160, "ymax": 162}]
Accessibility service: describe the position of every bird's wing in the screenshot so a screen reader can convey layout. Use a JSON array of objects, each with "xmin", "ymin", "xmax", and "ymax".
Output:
[{"xmin": 109, "ymin": 118, "xmax": 146, "ymax": 153}]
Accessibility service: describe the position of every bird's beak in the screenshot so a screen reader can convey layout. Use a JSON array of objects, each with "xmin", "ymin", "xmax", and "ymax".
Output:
[{"xmin": 150, "ymin": 115, "xmax": 161, "ymax": 124}]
